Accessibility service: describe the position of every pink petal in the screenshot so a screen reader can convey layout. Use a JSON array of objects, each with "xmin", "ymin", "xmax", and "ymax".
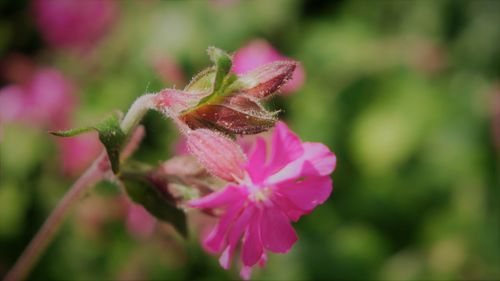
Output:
[
  {"xmin": 219, "ymin": 205, "xmax": 255, "ymax": 269},
  {"xmin": 245, "ymin": 137, "xmax": 268, "ymax": 183},
  {"xmin": 240, "ymin": 266, "xmax": 252, "ymax": 280},
  {"xmin": 260, "ymin": 205, "xmax": 297, "ymax": 253},
  {"xmin": 299, "ymin": 142, "xmax": 336, "ymax": 176},
  {"xmin": 272, "ymin": 192, "xmax": 307, "ymax": 222},
  {"xmin": 188, "ymin": 185, "xmax": 246, "ymax": 209},
  {"xmin": 219, "ymin": 245, "xmax": 233, "ymax": 269},
  {"xmin": 259, "ymin": 252, "xmax": 268, "ymax": 267},
  {"xmin": 242, "ymin": 210, "xmax": 264, "ymax": 266},
  {"xmin": 276, "ymin": 176, "xmax": 333, "ymax": 212},
  {"xmin": 267, "ymin": 142, "xmax": 336, "ymax": 185},
  {"xmin": 265, "ymin": 121, "xmax": 304, "ymax": 176},
  {"xmin": 203, "ymin": 200, "xmax": 244, "ymax": 253},
  {"xmin": 227, "ymin": 205, "xmax": 254, "ymax": 245}
]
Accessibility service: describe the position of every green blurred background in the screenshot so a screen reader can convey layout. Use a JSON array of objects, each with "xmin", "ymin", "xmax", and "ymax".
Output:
[{"xmin": 1, "ymin": 0, "xmax": 499, "ymax": 280}]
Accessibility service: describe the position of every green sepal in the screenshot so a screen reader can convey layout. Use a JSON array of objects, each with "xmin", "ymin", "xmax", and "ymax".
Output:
[
  {"xmin": 50, "ymin": 112, "xmax": 126, "ymax": 174},
  {"xmin": 207, "ymin": 46, "xmax": 232, "ymax": 93},
  {"xmin": 49, "ymin": 126, "xmax": 94, "ymax": 137},
  {"xmin": 121, "ymin": 169, "xmax": 188, "ymax": 238},
  {"xmin": 184, "ymin": 67, "xmax": 216, "ymax": 92}
]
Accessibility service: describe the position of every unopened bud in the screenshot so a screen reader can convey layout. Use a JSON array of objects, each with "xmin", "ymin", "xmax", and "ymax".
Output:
[
  {"xmin": 186, "ymin": 129, "xmax": 246, "ymax": 182},
  {"xmin": 180, "ymin": 94, "xmax": 277, "ymax": 135},
  {"xmin": 238, "ymin": 61, "xmax": 297, "ymax": 99},
  {"xmin": 153, "ymin": 48, "xmax": 298, "ymax": 136},
  {"xmin": 154, "ymin": 89, "xmax": 210, "ymax": 118}
]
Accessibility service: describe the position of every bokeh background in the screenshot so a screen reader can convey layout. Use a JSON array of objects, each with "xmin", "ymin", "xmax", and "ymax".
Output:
[{"xmin": 1, "ymin": 0, "xmax": 500, "ymax": 280}]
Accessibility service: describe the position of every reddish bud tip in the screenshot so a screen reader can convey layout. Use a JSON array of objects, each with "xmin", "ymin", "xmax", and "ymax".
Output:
[{"xmin": 239, "ymin": 61, "xmax": 297, "ymax": 99}]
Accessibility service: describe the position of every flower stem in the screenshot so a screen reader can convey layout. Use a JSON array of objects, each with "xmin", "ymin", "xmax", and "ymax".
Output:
[
  {"xmin": 4, "ymin": 94, "xmax": 155, "ymax": 281},
  {"xmin": 3, "ymin": 153, "xmax": 106, "ymax": 281}
]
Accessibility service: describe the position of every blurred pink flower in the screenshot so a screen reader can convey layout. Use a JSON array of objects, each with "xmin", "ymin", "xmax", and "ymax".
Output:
[
  {"xmin": 33, "ymin": 0, "xmax": 118, "ymax": 51},
  {"xmin": 126, "ymin": 202, "xmax": 157, "ymax": 239},
  {"xmin": 0, "ymin": 67, "xmax": 75, "ymax": 128},
  {"xmin": 151, "ymin": 55, "xmax": 185, "ymax": 86},
  {"xmin": 57, "ymin": 132, "xmax": 101, "ymax": 176},
  {"xmin": 0, "ymin": 85, "xmax": 25, "ymax": 123},
  {"xmin": 232, "ymin": 39, "xmax": 305, "ymax": 94},
  {"xmin": 0, "ymin": 64, "xmax": 102, "ymax": 176},
  {"xmin": 188, "ymin": 122, "xmax": 336, "ymax": 279}
]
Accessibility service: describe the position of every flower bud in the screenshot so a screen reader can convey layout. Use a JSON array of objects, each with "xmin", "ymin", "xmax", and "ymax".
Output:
[
  {"xmin": 154, "ymin": 47, "xmax": 298, "ymax": 136},
  {"xmin": 238, "ymin": 60, "xmax": 297, "ymax": 99},
  {"xmin": 186, "ymin": 129, "xmax": 246, "ymax": 182},
  {"xmin": 154, "ymin": 89, "xmax": 210, "ymax": 118},
  {"xmin": 180, "ymin": 94, "xmax": 277, "ymax": 135}
]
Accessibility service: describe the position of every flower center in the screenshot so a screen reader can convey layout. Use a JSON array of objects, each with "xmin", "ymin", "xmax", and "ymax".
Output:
[{"xmin": 248, "ymin": 186, "xmax": 272, "ymax": 203}]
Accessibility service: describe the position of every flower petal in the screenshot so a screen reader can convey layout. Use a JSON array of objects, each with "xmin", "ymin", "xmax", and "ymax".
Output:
[
  {"xmin": 217, "ymin": 203, "xmax": 253, "ymax": 269},
  {"xmin": 204, "ymin": 200, "xmax": 244, "ymax": 253},
  {"xmin": 260, "ymin": 204, "xmax": 297, "ymax": 253},
  {"xmin": 267, "ymin": 142, "xmax": 336, "ymax": 185},
  {"xmin": 245, "ymin": 137, "xmax": 268, "ymax": 183},
  {"xmin": 300, "ymin": 142, "xmax": 336, "ymax": 176},
  {"xmin": 276, "ymin": 176, "xmax": 333, "ymax": 212},
  {"xmin": 242, "ymin": 209, "xmax": 264, "ymax": 266},
  {"xmin": 219, "ymin": 245, "xmax": 233, "ymax": 269},
  {"xmin": 188, "ymin": 185, "xmax": 246, "ymax": 209},
  {"xmin": 240, "ymin": 266, "xmax": 252, "ymax": 280},
  {"xmin": 265, "ymin": 121, "xmax": 304, "ymax": 176},
  {"xmin": 272, "ymin": 192, "xmax": 307, "ymax": 222}
]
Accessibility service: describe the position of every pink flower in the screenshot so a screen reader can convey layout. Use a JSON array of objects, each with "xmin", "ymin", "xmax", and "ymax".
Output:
[
  {"xmin": 57, "ymin": 132, "xmax": 101, "ymax": 176},
  {"xmin": 33, "ymin": 0, "xmax": 118, "ymax": 51},
  {"xmin": 151, "ymin": 55, "xmax": 185, "ymax": 86},
  {"xmin": 188, "ymin": 122, "xmax": 336, "ymax": 279},
  {"xmin": 0, "ymin": 67, "xmax": 76, "ymax": 128},
  {"xmin": 0, "ymin": 65, "xmax": 100, "ymax": 176},
  {"xmin": 125, "ymin": 201, "xmax": 157, "ymax": 239},
  {"xmin": 232, "ymin": 39, "xmax": 305, "ymax": 94}
]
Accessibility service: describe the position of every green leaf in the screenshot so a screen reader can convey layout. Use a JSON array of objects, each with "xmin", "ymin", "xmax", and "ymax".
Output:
[
  {"xmin": 50, "ymin": 112, "xmax": 127, "ymax": 174},
  {"xmin": 207, "ymin": 47, "xmax": 232, "ymax": 92},
  {"xmin": 121, "ymin": 171, "xmax": 188, "ymax": 238}
]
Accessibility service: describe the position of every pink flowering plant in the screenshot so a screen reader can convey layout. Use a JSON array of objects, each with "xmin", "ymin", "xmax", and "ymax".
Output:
[{"xmin": 5, "ymin": 47, "xmax": 336, "ymax": 281}]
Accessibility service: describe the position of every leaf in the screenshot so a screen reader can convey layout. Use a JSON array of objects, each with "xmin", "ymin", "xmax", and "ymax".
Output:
[
  {"xmin": 50, "ymin": 112, "xmax": 127, "ymax": 174},
  {"xmin": 121, "ymin": 171, "xmax": 188, "ymax": 238}
]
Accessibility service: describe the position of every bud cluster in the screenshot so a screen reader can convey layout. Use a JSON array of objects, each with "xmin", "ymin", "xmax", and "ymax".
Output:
[{"xmin": 153, "ymin": 47, "xmax": 297, "ymax": 135}]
